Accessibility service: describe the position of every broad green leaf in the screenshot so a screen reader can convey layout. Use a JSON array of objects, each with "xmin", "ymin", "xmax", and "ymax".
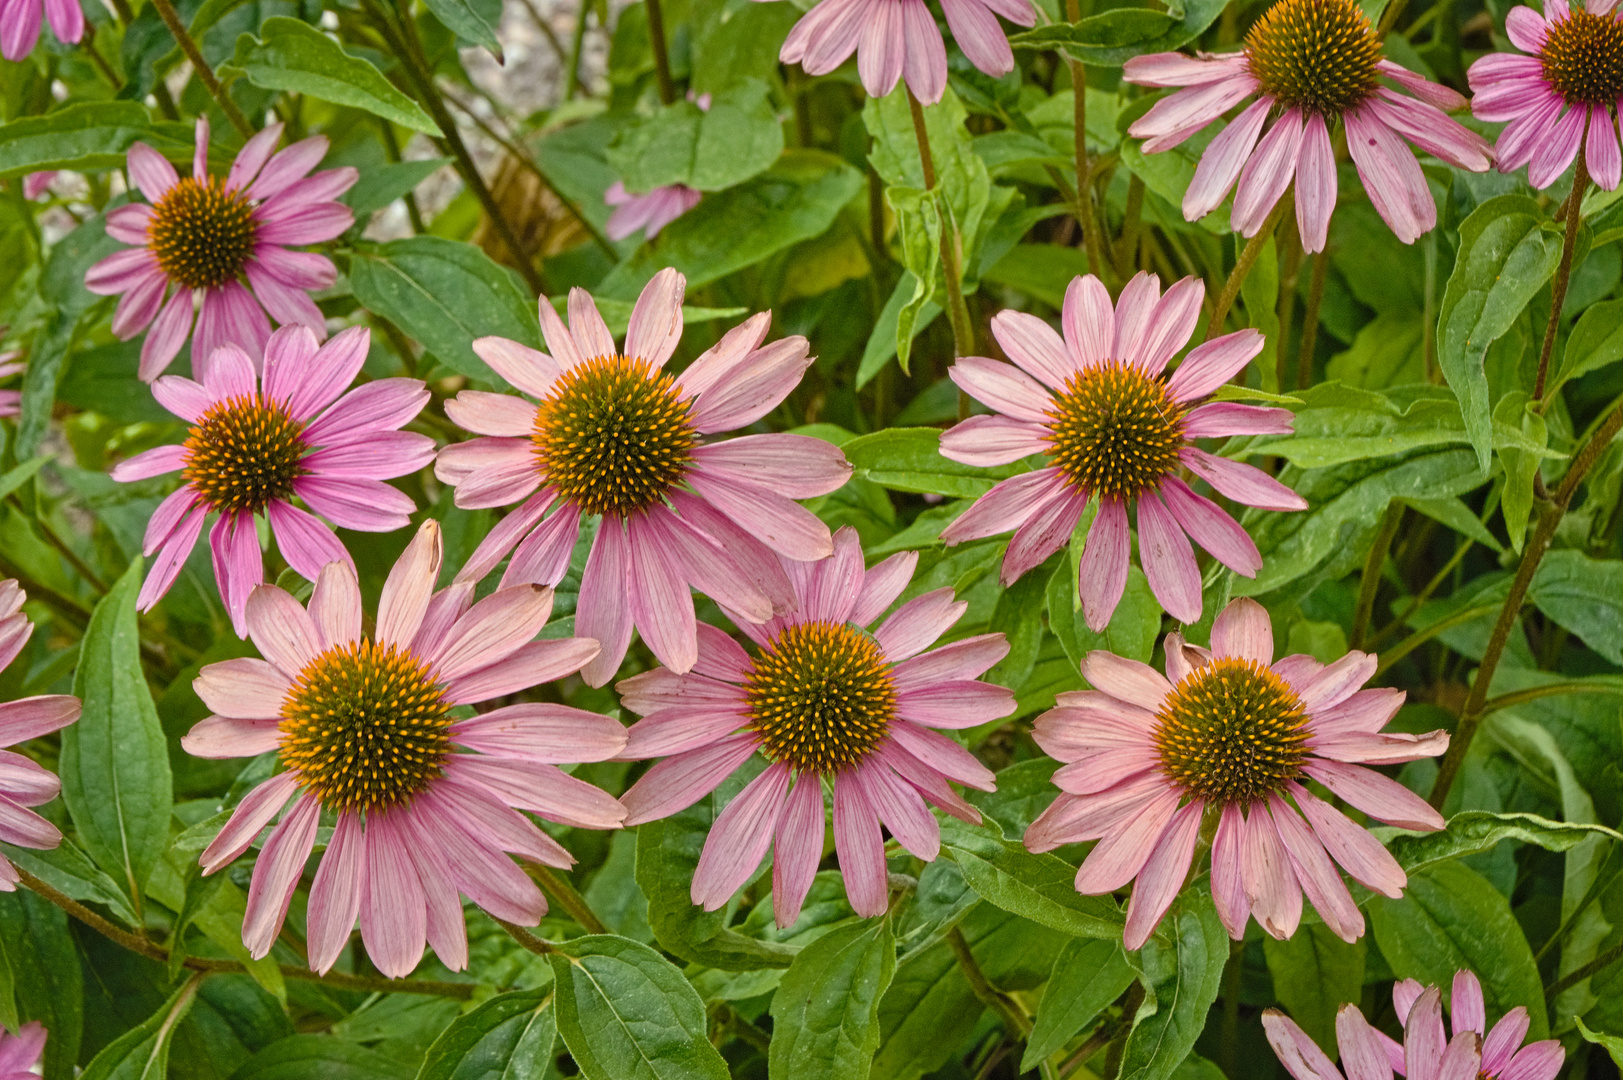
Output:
[
  {"xmin": 1009, "ymin": 0, "xmax": 1225, "ymax": 65},
  {"xmin": 1528, "ymin": 550, "xmax": 1623, "ymax": 665},
  {"xmin": 349, "ymin": 236, "xmax": 540, "ymax": 382},
  {"xmin": 1118, "ymin": 129, "xmax": 1229, "ymax": 235},
  {"xmin": 1369, "ymin": 860, "xmax": 1547, "ymax": 1039},
  {"xmin": 894, "ymin": 860, "xmax": 980, "ymax": 960},
  {"xmin": 606, "ymin": 79, "xmax": 783, "ymax": 193},
  {"xmin": 1022, "ymin": 938, "xmax": 1135, "ymax": 1071},
  {"xmin": 79, "ymin": 977, "xmax": 199, "ymax": 1080},
  {"xmin": 842, "ymin": 427, "xmax": 1023, "ymax": 498},
  {"xmin": 865, "ymin": 86, "xmax": 990, "ymax": 260},
  {"xmin": 1, "ymin": 840, "xmax": 139, "ymax": 926},
  {"xmin": 418, "ymin": 987, "xmax": 556, "ymax": 1080},
  {"xmin": 938, "ymin": 816, "xmax": 1124, "ymax": 940},
  {"xmin": 0, "ymin": 103, "xmax": 165, "ymax": 178},
  {"xmin": 688, "ymin": 0, "xmax": 801, "ymax": 94},
  {"xmin": 0, "ymin": 456, "xmax": 48, "ymax": 504},
  {"xmin": 1262, "ymin": 927, "xmax": 1365, "ymax": 1056},
  {"xmin": 1237, "ymin": 383, "xmax": 1473, "ymax": 468},
  {"xmin": 422, "ymin": 0, "xmax": 504, "ymax": 58},
  {"xmin": 857, "ymin": 273, "xmax": 941, "ymax": 388},
  {"xmin": 230, "ymin": 1035, "xmax": 415, "ymax": 1079},
  {"xmin": 549, "ymin": 936, "xmax": 730, "ymax": 1080},
  {"xmin": 1241, "ymin": 234, "xmax": 1281, "ymax": 391},
  {"xmin": 1577, "ymin": 1017, "xmax": 1623, "ymax": 1069},
  {"xmin": 597, "ymin": 151, "xmax": 862, "ymax": 297},
  {"xmin": 1552, "ymin": 295, "xmax": 1623, "ymax": 396},
  {"xmin": 769, "ymin": 919, "xmax": 897, "ymax": 1080},
  {"xmin": 1381, "ymin": 811, "xmax": 1623, "ymax": 873},
  {"xmin": 1435, "ymin": 195, "xmax": 1565, "ymax": 471},
  {"xmin": 1117, "ymin": 894, "xmax": 1227, "ymax": 1080},
  {"xmin": 60, "ymin": 560, "xmax": 173, "ymax": 907},
  {"xmin": 887, "ymin": 186, "xmax": 943, "ymax": 374},
  {"xmin": 343, "ymin": 158, "xmax": 452, "ymax": 217},
  {"xmin": 634, "ymin": 772, "xmax": 798, "ymax": 971},
  {"xmin": 1397, "ymin": 496, "xmax": 1503, "ymax": 553},
  {"xmin": 0, "ymin": 889, "xmax": 83, "ymax": 1080},
  {"xmin": 225, "ymin": 19, "xmax": 440, "ymax": 135},
  {"xmin": 1046, "ymin": 558, "xmax": 1160, "ymax": 668},
  {"xmin": 982, "ymin": 243, "xmax": 1091, "ymax": 309},
  {"xmin": 1494, "ymin": 392, "xmax": 1547, "ymax": 551}
]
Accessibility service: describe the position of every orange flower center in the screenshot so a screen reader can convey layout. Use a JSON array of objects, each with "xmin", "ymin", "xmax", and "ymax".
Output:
[
  {"xmin": 147, "ymin": 176, "xmax": 258, "ymax": 290},
  {"xmin": 745, "ymin": 621, "xmax": 896, "ymax": 774},
  {"xmin": 1153, "ymin": 657, "xmax": 1311, "ymax": 805}
]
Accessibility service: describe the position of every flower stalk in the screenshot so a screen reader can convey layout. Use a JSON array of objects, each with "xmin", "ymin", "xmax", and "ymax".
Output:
[
  {"xmin": 1206, "ymin": 193, "xmax": 1293, "ymax": 340},
  {"xmin": 146, "ymin": 0, "xmax": 254, "ymax": 138},
  {"xmin": 905, "ymin": 86, "xmax": 978, "ymax": 364},
  {"xmin": 1534, "ymin": 132, "xmax": 1589, "ymax": 402}
]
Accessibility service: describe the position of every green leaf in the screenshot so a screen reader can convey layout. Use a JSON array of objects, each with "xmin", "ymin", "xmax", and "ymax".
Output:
[
  {"xmin": 1382, "ymin": 812, "xmax": 1623, "ymax": 874},
  {"xmin": 938, "ymin": 816, "xmax": 1124, "ymax": 940},
  {"xmin": 842, "ymin": 427, "xmax": 1022, "ymax": 498},
  {"xmin": 1046, "ymin": 558, "xmax": 1160, "ymax": 669},
  {"xmin": 422, "ymin": 0, "xmax": 504, "ymax": 59},
  {"xmin": 866, "ymin": 87, "xmax": 990, "ymax": 254},
  {"xmin": 1241, "ymin": 234, "xmax": 1281, "ymax": 392},
  {"xmin": 1528, "ymin": 550, "xmax": 1623, "ymax": 666},
  {"xmin": 344, "ymin": 158, "xmax": 452, "ymax": 218},
  {"xmin": 549, "ymin": 935, "xmax": 730, "ymax": 1080},
  {"xmin": 60, "ymin": 560, "xmax": 173, "ymax": 906},
  {"xmin": 231, "ymin": 1035, "xmax": 415, "ymax": 1080},
  {"xmin": 0, "ymin": 103, "xmax": 161, "ymax": 179},
  {"xmin": 634, "ymin": 776, "xmax": 798, "ymax": 971},
  {"xmin": 1493, "ymin": 392, "xmax": 1547, "ymax": 550},
  {"xmin": 1435, "ymin": 195, "xmax": 1565, "ymax": 471},
  {"xmin": 1552, "ymin": 295, "xmax": 1623, "ymax": 396},
  {"xmin": 1236, "ymin": 384, "xmax": 1473, "ymax": 469},
  {"xmin": 0, "ymin": 456, "xmax": 48, "ymax": 504},
  {"xmin": 1022, "ymin": 938, "xmax": 1135, "ymax": 1071},
  {"xmin": 769, "ymin": 919, "xmax": 898, "ymax": 1080},
  {"xmin": 1117, "ymin": 894, "xmax": 1228, "ymax": 1080},
  {"xmin": 349, "ymin": 236, "xmax": 541, "ymax": 382},
  {"xmin": 857, "ymin": 272, "xmax": 941, "ymax": 389},
  {"xmin": 981, "ymin": 244, "xmax": 1091, "ymax": 309},
  {"xmin": 1577, "ymin": 1017, "xmax": 1623, "ymax": 1069},
  {"xmin": 1009, "ymin": 0, "xmax": 1225, "ymax": 65},
  {"xmin": 1262, "ymin": 927, "xmax": 1365, "ymax": 1056},
  {"xmin": 606, "ymin": 79, "xmax": 784, "ymax": 193},
  {"xmin": 418, "ymin": 987, "xmax": 556, "ymax": 1080},
  {"xmin": 597, "ymin": 151, "xmax": 863, "ymax": 297},
  {"xmin": 0, "ymin": 840, "xmax": 140, "ymax": 927},
  {"xmin": 0, "ymin": 889, "xmax": 83, "ymax": 1080},
  {"xmin": 225, "ymin": 19, "xmax": 440, "ymax": 135},
  {"xmin": 79, "ymin": 977, "xmax": 200, "ymax": 1080},
  {"xmin": 1369, "ymin": 860, "xmax": 1547, "ymax": 1039},
  {"xmin": 887, "ymin": 187, "xmax": 943, "ymax": 375},
  {"xmin": 1397, "ymin": 496, "xmax": 1503, "ymax": 553}
]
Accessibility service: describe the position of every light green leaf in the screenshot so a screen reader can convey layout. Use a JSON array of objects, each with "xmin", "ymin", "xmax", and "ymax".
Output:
[
  {"xmin": 1528, "ymin": 550, "xmax": 1623, "ymax": 665},
  {"xmin": 1022, "ymin": 938, "xmax": 1135, "ymax": 1070},
  {"xmin": 1117, "ymin": 894, "xmax": 1227, "ymax": 1080},
  {"xmin": 887, "ymin": 187, "xmax": 943, "ymax": 375},
  {"xmin": 1381, "ymin": 811, "xmax": 1623, "ymax": 873},
  {"xmin": 79, "ymin": 977, "xmax": 199, "ymax": 1080},
  {"xmin": 225, "ymin": 19, "xmax": 440, "ymax": 135},
  {"xmin": 1008, "ymin": 0, "xmax": 1225, "ymax": 65},
  {"xmin": 1369, "ymin": 860, "xmax": 1547, "ymax": 1039},
  {"xmin": 769, "ymin": 919, "xmax": 897, "ymax": 1080},
  {"xmin": 938, "ymin": 817, "xmax": 1124, "ymax": 940},
  {"xmin": 418, "ymin": 987, "xmax": 556, "ymax": 1080},
  {"xmin": 0, "ymin": 103, "xmax": 164, "ymax": 178},
  {"xmin": 1577, "ymin": 1017, "xmax": 1623, "ymax": 1069},
  {"xmin": 1551, "ymin": 295, "xmax": 1623, "ymax": 396},
  {"xmin": 1493, "ymin": 392, "xmax": 1546, "ymax": 551},
  {"xmin": 606, "ymin": 79, "xmax": 784, "ymax": 193},
  {"xmin": 842, "ymin": 427, "xmax": 1027, "ymax": 498},
  {"xmin": 1262, "ymin": 927, "xmax": 1365, "ymax": 1056},
  {"xmin": 60, "ymin": 560, "xmax": 173, "ymax": 907},
  {"xmin": 1047, "ymin": 558, "xmax": 1160, "ymax": 668},
  {"xmin": 422, "ymin": 0, "xmax": 504, "ymax": 58},
  {"xmin": 230, "ymin": 1035, "xmax": 415, "ymax": 1079},
  {"xmin": 549, "ymin": 935, "xmax": 730, "ymax": 1080}
]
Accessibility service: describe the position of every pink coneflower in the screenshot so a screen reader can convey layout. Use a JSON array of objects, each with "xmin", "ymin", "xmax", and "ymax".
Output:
[
  {"xmin": 1266, "ymin": 970, "xmax": 1562, "ymax": 1080},
  {"xmin": 939, "ymin": 271, "xmax": 1305, "ymax": 630},
  {"xmin": 604, "ymin": 181, "xmax": 702, "ymax": 242},
  {"xmin": 85, "ymin": 118, "xmax": 357, "ymax": 382},
  {"xmin": 110, "ymin": 325, "xmax": 432, "ymax": 635},
  {"xmin": 1123, "ymin": 0, "xmax": 1492, "ymax": 250},
  {"xmin": 0, "ymin": 1021, "xmax": 46, "ymax": 1078},
  {"xmin": 616, "ymin": 526, "xmax": 1010, "ymax": 925},
  {"xmin": 0, "ymin": 580, "xmax": 82, "ymax": 890},
  {"xmin": 182, "ymin": 520, "xmax": 626, "ymax": 978},
  {"xmin": 0, "ymin": 352, "xmax": 22, "ymax": 419},
  {"xmin": 1469, "ymin": 0, "xmax": 1623, "ymax": 190},
  {"xmin": 23, "ymin": 172, "xmax": 55, "ymax": 201},
  {"xmin": 0, "ymin": 0, "xmax": 81, "ymax": 60},
  {"xmin": 1024, "ymin": 598, "xmax": 1449, "ymax": 949},
  {"xmin": 774, "ymin": 0, "xmax": 1036, "ymax": 106},
  {"xmin": 436, "ymin": 267, "xmax": 851, "ymax": 687}
]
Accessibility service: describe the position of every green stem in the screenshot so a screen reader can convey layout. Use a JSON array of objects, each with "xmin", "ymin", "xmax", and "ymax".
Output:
[
  {"xmin": 21, "ymin": 868, "xmax": 475, "ymax": 999},
  {"xmin": 1428, "ymin": 396, "xmax": 1623, "ymax": 809},
  {"xmin": 147, "ymin": 0, "xmax": 254, "ymax": 138},
  {"xmin": 1534, "ymin": 133, "xmax": 1588, "ymax": 402},
  {"xmin": 1480, "ymin": 681, "xmax": 1623, "ymax": 717},
  {"xmin": 1374, "ymin": 603, "xmax": 1500, "ymax": 678},
  {"xmin": 947, "ymin": 927, "xmax": 1030, "ymax": 1038},
  {"xmin": 711, "ymin": 1002, "xmax": 773, "ymax": 1052},
  {"xmin": 645, "ymin": 0, "xmax": 677, "ymax": 105},
  {"xmin": 1546, "ymin": 938, "xmax": 1623, "ymax": 1000},
  {"xmin": 905, "ymin": 86, "xmax": 976, "ymax": 363},
  {"xmin": 1220, "ymin": 941, "xmax": 1242, "ymax": 1080},
  {"xmin": 1296, "ymin": 247, "xmax": 1329, "ymax": 389},
  {"xmin": 494, "ymin": 918, "xmax": 557, "ymax": 956},
  {"xmin": 1205, "ymin": 194, "xmax": 1291, "ymax": 341},
  {"xmin": 80, "ymin": 37, "xmax": 123, "ymax": 91},
  {"xmin": 530, "ymin": 864, "xmax": 609, "ymax": 934},
  {"xmin": 566, "ymin": 0, "xmax": 591, "ymax": 102},
  {"xmin": 1063, "ymin": 31, "xmax": 1107, "ymax": 283},
  {"xmin": 1351, "ymin": 502, "xmax": 1404, "ymax": 650}
]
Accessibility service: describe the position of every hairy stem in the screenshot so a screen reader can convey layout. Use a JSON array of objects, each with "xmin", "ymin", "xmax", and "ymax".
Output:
[
  {"xmin": 147, "ymin": 0, "xmax": 254, "ymax": 137},
  {"xmin": 1546, "ymin": 938, "xmax": 1623, "ymax": 999},
  {"xmin": 905, "ymin": 87, "xmax": 976, "ymax": 366},
  {"xmin": 1205, "ymin": 194, "xmax": 1291, "ymax": 341},
  {"xmin": 530, "ymin": 864, "xmax": 609, "ymax": 934},
  {"xmin": 947, "ymin": 927, "xmax": 1031, "ymax": 1038},
  {"xmin": 645, "ymin": 0, "xmax": 678, "ymax": 105},
  {"xmin": 1351, "ymin": 502, "xmax": 1404, "ymax": 649},
  {"xmin": 1534, "ymin": 134, "xmax": 1588, "ymax": 401},
  {"xmin": 1063, "ymin": 26, "xmax": 1107, "ymax": 283},
  {"xmin": 495, "ymin": 918, "xmax": 557, "ymax": 956}
]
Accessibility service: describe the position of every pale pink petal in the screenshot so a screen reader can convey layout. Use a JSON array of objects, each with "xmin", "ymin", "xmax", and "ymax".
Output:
[
  {"xmin": 948, "ymin": 355, "xmax": 1055, "ymax": 423},
  {"xmin": 938, "ymin": 469, "xmax": 1071, "ymax": 542},
  {"xmin": 620, "ymin": 733, "xmax": 759, "ymax": 825},
  {"xmin": 1062, "ymin": 274, "xmax": 1116, "ymax": 369},
  {"xmin": 1186, "ymin": 97, "xmax": 1272, "ymax": 221},
  {"xmin": 1123, "ymin": 798, "xmax": 1203, "ymax": 949},
  {"xmin": 875, "ymin": 588, "xmax": 966, "ymax": 662},
  {"xmin": 832, "ymin": 771, "xmax": 889, "ymax": 916},
  {"xmin": 691, "ymin": 434, "xmax": 851, "ymax": 498},
  {"xmin": 1160, "ymin": 476, "xmax": 1262, "ymax": 577},
  {"xmin": 305, "ymin": 811, "xmax": 365, "ymax": 973},
  {"xmin": 1073, "ymin": 789, "xmax": 1182, "ymax": 893},
  {"xmin": 1181, "ymin": 447, "xmax": 1308, "ymax": 510},
  {"xmin": 772, "ymin": 775, "xmax": 825, "ymax": 927},
  {"xmin": 1301, "ymin": 760, "xmax": 1445, "ymax": 830},
  {"xmin": 1244, "ymin": 807, "xmax": 1303, "ymax": 940},
  {"xmin": 691, "ymin": 762, "xmax": 789, "ymax": 910},
  {"xmin": 241, "ymin": 793, "xmax": 319, "ymax": 958},
  {"xmin": 1264, "ymin": 1011, "xmax": 1343, "ymax": 1080},
  {"xmin": 376, "ymin": 520, "xmax": 441, "ymax": 649}
]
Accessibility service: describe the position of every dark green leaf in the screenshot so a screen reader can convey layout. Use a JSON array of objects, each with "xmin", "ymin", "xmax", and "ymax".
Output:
[
  {"xmin": 0, "ymin": 103, "xmax": 163, "ymax": 179},
  {"xmin": 1261, "ymin": 926, "xmax": 1365, "ymax": 1056},
  {"xmin": 231, "ymin": 1035, "xmax": 416, "ymax": 1080},
  {"xmin": 548, "ymin": 935, "xmax": 730, "ymax": 1080},
  {"xmin": 1553, "ymin": 295, "xmax": 1623, "ymax": 395},
  {"xmin": 79, "ymin": 977, "xmax": 199, "ymax": 1080},
  {"xmin": 1369, "ymin": 860, "xmax": 1547, "ymax": 1039},
  {"xmin": 1046, "ymin": 558, "xmax": 1160, "ymax": 669},
  {"xmin": 1528, "ymin": 550, "xmax": 1623, "ymax": 665},
  {"xmin": 418, "ymin": 987, "xmax": 556, "ymax": 1080},
  {"xmin": 842, "ymin": 427, "xmax": 1021, "ymax": 498},
  {"xmin": 422, "ymin": 0, "xmax": 504, "ymax": 58},
  {"xmin": 1381, "ymin": 810, "xmax": 1623, "ymax": 873},
  {"xmin": 0, "ymin": 889, "xmax": 82, "ymax": 1080},
  {"xmin": 606, "ymin": 79, "xmax": 784, "ymax": 193},
  {"xmin": 343, "ymin": 158, "xmax": 452, "ymax": 217},
  {"xmin": 1435, "ymin": 195, "xmax": 1564, "ymax": 471},
  {"xmin": 60, "ymin": 560, "xmax": 173, "ymax": 906},
  {"xmin": 225, "ymin": 19, "xmax": 439, "ymax": 134},
  {"xmin": 349, "ymin": 236, "xmax": 541, "ymax": 382},
  {"xmin": 1116, "ymin": 894, "xmax": 1227, "ymax": 1080},
  {"xmin": 1022, "ymin": 938, "xmax": 1135, "ymax": 1071},
  {"xmin": 938, "ymin": 816, "xmax": 1124, "ymax": 940},
  {"xmin": 769, "ymin": 919, "xmax": 897, "ymax": 1080},
  {"xmin": 1009, "ymin": 0, "xmax": 1225, "ymax": 66}
]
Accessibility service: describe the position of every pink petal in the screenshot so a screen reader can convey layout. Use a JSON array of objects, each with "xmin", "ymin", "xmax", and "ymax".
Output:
[
  {"xmin": 241, "ymin": 793, "xmax": 319, "ymax": 958},
  {"xmin": 832, "ymin": 772, "xmax": 890, "ymax": 915},
  {"xmin": 691, "ymin": 762, "xmax": 789, "ymax": 910}
]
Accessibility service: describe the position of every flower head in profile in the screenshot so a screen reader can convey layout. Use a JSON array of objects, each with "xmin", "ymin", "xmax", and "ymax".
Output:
[
  {"xmin": 1469, "ymin": 0, "xmax": 1623, "ymax": 190},
  {"xmin": 183, "ymin": 520, "xmax": 625, "ymax": 979},
  {"xmin": 1025, "ymin": 598, "xmax": 1448, "ymax": 949},
  {"xmin": 85, "ymin": 118, "xmax": 357, "ymax": 382},
  {"xmin": 0, "ymin": 1021, "xmax": 47, "ymax": 1079},
  {"xmin": 1265, "ymin": 970, "xmax": 1563, "ymax": 1080},
  {"xmin": 1123, "ymin": 0, "xmax": 1492, "ymax": 250},
  {"xmin": 111, "ymin": 326, "xmax": 433, "ymax": 635},
  {"xmin": 775, "ymin": 0, "xmax": 1035, "ymax": 105},
  {"xmin": 436, "ymin": 267, "xmax": 852, "ymax": 687},
  {"xmin": 604, "ymin": 181, "xmax": 702, "ymax": 242},
  {"xmin": 1, "ymin": 0, "xmax": 82, "ymax": 61},
  {"xmin": 0, "ymin": 581, "xmax": 82, "ymax": 889},
  {"xmin": 940, "ymin": 272, "xmax": 1305, "ymax": 630},
  {"xmin": 616, "ymin": 527, "xmax": 1010, "ymax": 925},
  {"xmin": 0, "ymin": 351, "xmax": 22, "ymax": 419}
]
